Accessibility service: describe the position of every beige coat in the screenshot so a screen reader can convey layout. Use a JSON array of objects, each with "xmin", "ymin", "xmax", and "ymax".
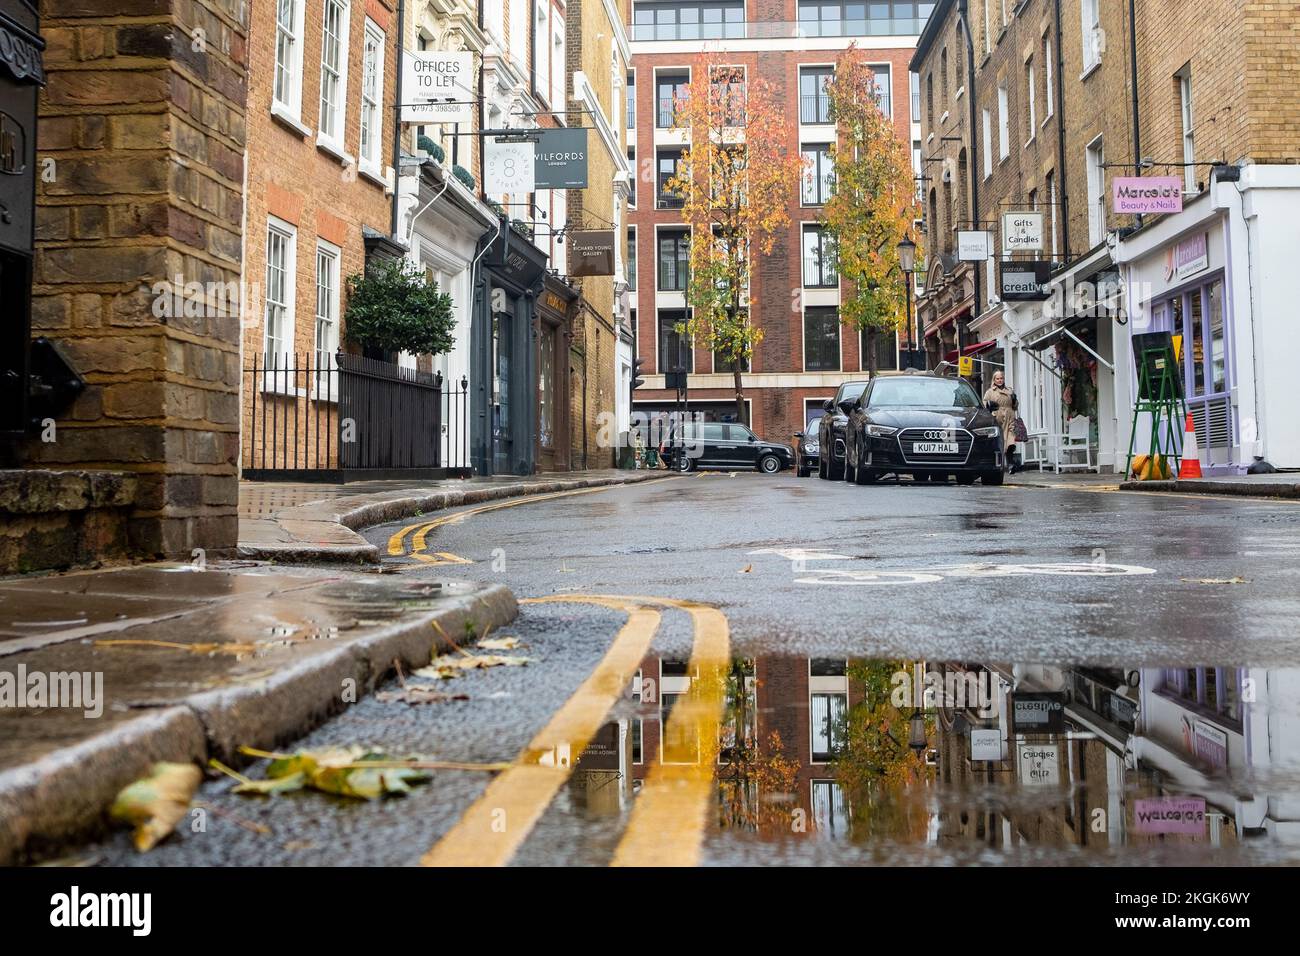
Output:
[{"xmin": 983, "ymin": 384, "xmax": 1018, "ymax": 450}]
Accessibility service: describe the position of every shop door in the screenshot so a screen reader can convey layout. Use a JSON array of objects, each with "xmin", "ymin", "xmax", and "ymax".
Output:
[{"xmin": 492, "ymin": 307, "xmax": 512, "ymax": 473}]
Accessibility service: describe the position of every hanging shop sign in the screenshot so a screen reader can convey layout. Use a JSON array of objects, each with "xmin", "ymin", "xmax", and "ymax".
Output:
[
  {"xmin": 1017, "ymin": 742, "xmax": 1061, "ymax": 787},
  {"xmin": 1001, "ymin": 211, "xmax": 1044, "ymax": 256},
  {"xmin": 1134, "ymin": 796, "xmax": 1207, "ymax": 835},
  {"xmin": 484, "ymin": 138, "xmax": 535, "ymax": 194},
  {"xmin": 401, "ymin": 51, "xmax": 474, "ymax": 124},
  {"xmin": 1112, "ymin": 175, "xmax": 1183, "ymax": 215},
  {"xmin": 957, "ymin": 230, "xmax": 992, "ymax": 262},
  {"xmin": 567, "ymin": 229, "xmax": 616, "ymax": 277},
  {"xmin": 533, "ymin": 127, "xmax": 589, "ymax": 189},
  {"xmin": 970, "ymin": 728, "xmax": 1004, "ymax": 761},
  {"xmin": 1191, "ymin": 720, "xmax": 1228, "ymax": 769},
  {"xmin": 1011, "ymin": 691, "xmax": 1066, "ymax": 733},
  {"xmin": 999, "ymin": 260, "xmax": 1052, "ymax": 301}
]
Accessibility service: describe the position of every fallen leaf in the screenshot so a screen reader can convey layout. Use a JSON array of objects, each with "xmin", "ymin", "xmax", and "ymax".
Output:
[
  {"xmin": 108, "ymin": 762, "xmax": 202, "ymax": 851},
  {"xmin": 1180, "ymin": 576, "xmax": 1248, "ymax": 585},
  {"xmin": 376, "ymin": 686, "xmax": 470, "ymax": 705},
  {"xmin": 476, "ymin": 636, "xmax": 521, "ymax": 650},
  {"xmin": 412, "ymin": 653, "xmax": 531, "ymax": 680},
  {"xmin": 739, "ymin": 564, "xmax": 753, "ymax": 574}
]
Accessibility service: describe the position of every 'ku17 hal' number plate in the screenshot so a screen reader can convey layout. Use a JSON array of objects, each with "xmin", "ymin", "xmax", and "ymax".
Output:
[{"xmin": 913, "ymin": 442, "xmax": 958, "ymax": 454}]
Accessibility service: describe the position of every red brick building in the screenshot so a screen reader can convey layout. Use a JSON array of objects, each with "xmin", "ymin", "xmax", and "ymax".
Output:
[{"xmin": 625, "ymin": 2, "xmax": 928, "ymax": 444}]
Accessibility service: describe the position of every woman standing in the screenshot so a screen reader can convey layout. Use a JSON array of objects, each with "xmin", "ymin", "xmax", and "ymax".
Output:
[{"xmin": 983, "ymin": 370, "xmax": 1020, "ymax": 474}]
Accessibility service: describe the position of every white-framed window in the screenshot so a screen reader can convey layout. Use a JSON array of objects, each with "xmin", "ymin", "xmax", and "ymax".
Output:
[
  {"xmin": 359, "ymin": 19, "xmax": 385, "ymax": 175},
  {"xmin": 1178, "ymin": 64, "xmax": 1196, "ymax": 191},
  {"xmin": 1025, "ymin": 58, "xmax": 1036, "ymax": 142},
  {"xmin": 264, "ymin": 217, "xmax": 297, "ymax": 364},
  {"xmin": 1086, "ymin": 135, "xmax": 1105, "ymax": 246},
  {"xmin": 982, "ymin": 0, "xmax": 991, "ymax": 55},
  {"xmin": 1043, "ymin": 33, "xmax": 1054, "ymax": 118},
  {"xmin": 534, "ymin": 1, "xmax": 551, "ymax": 103},
  {"xmin": 273, "ymin": 0, "xmax": 306, "ymax": 119},
  {"xmin": 318, "ymin": 0, "xmax": 351, "ymax": 149},
  {"xmin": 810, "ymin": 690, "xmax": 847, "ymax": 762},
  {"xmin": 811, "ymin": 780, "xmax": 849, "ymax": 838},
  {"xmin": 1082, "ymin": 0, "xmax": 1102, "ymax": 73},
  {"xmin": 872, "ymin": 63, "xmax": 892, "ymax": 118},
  {"xmin": 509, "ymin": 0, "xmax": 527, "ymax": 70},
  {"xmin": 551, "ymin": 14, "xmax": 566, "ymax": 112},
  {"xmin": 981, "ymin": 108, "xmax": 992, "ymax": 178},
  {"xmin": 997, "ymin": 83, "xmax": 1009, "ymax": 159},
  {"xmin": 314, "ymin": 240, "xmax": 341, "ymax": 385}
]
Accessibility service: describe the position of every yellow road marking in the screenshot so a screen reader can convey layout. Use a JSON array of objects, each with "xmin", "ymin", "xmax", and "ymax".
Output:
[
  {"xmin": 420, "ymin": 598, "xmax": 662, "ymax": 867},
  {"xmin": 387, "ymin": 478, "xmax": 683, "ymax": 558},
  {"xmin": 410, "ymin": 551, "xmax": 474, "ymax": 566}
]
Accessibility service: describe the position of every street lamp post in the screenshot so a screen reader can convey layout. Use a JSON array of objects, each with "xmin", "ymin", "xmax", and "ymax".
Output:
[{"xmin": 896, "ymin": 235, "xmax": 917, "ymax": 369}]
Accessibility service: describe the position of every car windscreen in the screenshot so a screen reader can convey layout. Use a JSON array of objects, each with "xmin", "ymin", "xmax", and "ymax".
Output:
[
  {"xmin": 840, "ymin": 382, "xmax": 867, "ymax": 404},
  {"xmin": 867, "ymin": 377, "xmax": 980, "ymax": 409}
]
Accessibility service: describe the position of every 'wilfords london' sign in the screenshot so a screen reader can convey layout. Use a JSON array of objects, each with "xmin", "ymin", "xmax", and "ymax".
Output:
[
  {"xmin": 533, "ymin": 127, "xmax": 589, "ymax": 189},
  {"xmin": 1112, "ymin": 175, "xmax": 1184, "ymax": 215}
]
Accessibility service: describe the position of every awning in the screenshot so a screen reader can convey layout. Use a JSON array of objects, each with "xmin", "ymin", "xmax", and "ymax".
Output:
[{"xmin": 942, "ymin": 340, "xmax": 999, "ymax": 362}]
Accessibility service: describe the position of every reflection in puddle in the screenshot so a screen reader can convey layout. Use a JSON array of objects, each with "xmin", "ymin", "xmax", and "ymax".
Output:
[{"xmin": 569, "ymin": 657, "xmax": 1300, "ymax": 863}]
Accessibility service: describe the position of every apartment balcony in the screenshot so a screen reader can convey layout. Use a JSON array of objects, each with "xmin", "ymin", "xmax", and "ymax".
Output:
[{"xmin": 803, "ymin": 257, "xmax": 838, "ymax": 289}]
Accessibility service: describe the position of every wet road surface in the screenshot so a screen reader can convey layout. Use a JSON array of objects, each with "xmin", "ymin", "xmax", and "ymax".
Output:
[{"xmin": 65, "ymin": 474, "xmax": 1300, "ymax": 865}]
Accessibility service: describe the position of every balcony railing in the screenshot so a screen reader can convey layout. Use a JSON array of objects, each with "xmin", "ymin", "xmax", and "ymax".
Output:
[
  {"xmin": 803, "ymin": 256, "xmax": 838, "ymax": 288},
  {"xmin": 631, "ymin": 18, "xmax": 928, "ymax": 42},
  {"xmin": 800, "ymin": 94, "xmax": 831, "ymax": 125}
]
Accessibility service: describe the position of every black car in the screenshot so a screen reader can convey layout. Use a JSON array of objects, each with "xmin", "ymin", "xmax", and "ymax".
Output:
[
  {"xmin": 660, "ymin": 422, "xmax": 795, "ymax": 474},
  {"xmin": 843, "ymin": 372, "xmax": 1005, "ymax": 485},
  {"xmin": 816, "ymin": 379, "xmax": 868, "ymax": 480},
  {"xmin": 793, "ymin": 429, "xmax": 820, "ymax": 477}
]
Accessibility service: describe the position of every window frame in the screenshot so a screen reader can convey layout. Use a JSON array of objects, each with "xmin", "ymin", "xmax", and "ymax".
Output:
[
  {"xmin": 803, "ymin": 305, "xmax": 842, "ymax": 372},
  {"xmin": 656, "ymin": 227, "xmax": 690, "ymax": 292},
  {"xmin": 313, "ymin": 238, "xmax": 341, "ymax": 401},
  {"xmin": 358, "ymin": 18, "xmax": 385, "ymax": 177},
  {"xmin": 317, "ymin": 0, "xmax": 352, "ymax": 155},
  {"xmin": 273, "ymin": 0, "xmax": 307, "ymax": 123},
  {"xmin": 263, "ymin": 215, "xmax": 297, "ymax": 370},
  {"xmin": 801, "ymin": 142, "xmax": 833, "ymax": 206}
]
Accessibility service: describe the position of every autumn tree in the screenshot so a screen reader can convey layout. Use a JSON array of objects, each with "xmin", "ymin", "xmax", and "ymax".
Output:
[
  {"xmin": 821, "ymin": 45, "xmax": 922, "ymax": 374},
  {"xmin": 666, "ymin": 59, "xmax": 804, "ymax": 425}
]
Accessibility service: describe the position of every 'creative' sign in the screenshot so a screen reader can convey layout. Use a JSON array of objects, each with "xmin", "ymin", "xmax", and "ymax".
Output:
[{"xmin": 1112, "ymin": 175, "xmax": 1184, "ymax": 214}]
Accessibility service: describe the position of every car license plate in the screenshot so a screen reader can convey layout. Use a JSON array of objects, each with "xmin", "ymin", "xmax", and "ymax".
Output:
[{"xmin": 913, "ymin": 441, "xmax": 958, "ymax": 454}]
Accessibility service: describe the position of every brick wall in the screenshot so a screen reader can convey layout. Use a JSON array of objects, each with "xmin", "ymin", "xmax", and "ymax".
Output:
[
  {"xmin": 628, "ymin": 36, "xmax": 915, "ymax": 442},
  {"xmin": 31, "ymin": 0, "xmax": 249, "ymax": 559},
  {"xmin": 239, "ymin": 0, "xmax": 398, "ymax": 470}
]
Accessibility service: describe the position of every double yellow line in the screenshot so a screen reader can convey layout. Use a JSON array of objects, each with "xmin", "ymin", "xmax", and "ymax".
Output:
[
  {"xmin": 387, "ymin": 479, "xmax": 682, "ymax": 564},
  {"xmin": 420, "ymin": 594, "xmax": 730, "ymax": 868}
]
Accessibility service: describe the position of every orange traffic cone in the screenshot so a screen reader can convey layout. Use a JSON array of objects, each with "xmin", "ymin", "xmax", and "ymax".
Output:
[{"xmin": 1178, "ymin": 413, "xmax": 1203, "ymax": 479}]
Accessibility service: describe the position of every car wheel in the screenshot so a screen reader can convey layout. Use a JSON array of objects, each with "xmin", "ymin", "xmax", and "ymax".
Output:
[
  {"xmin": 758, "ymin": 454, "xmax": 781, "ymax": 474},
  {"xmin": 797, "ymin": 463, "xmax": 809, "ymax": 477},
  {"xmin": 981, "ymin": 470, "xmax": 1005, "ymax": 486},
  {"xmin": 955, "ymin": 473, "xmax": 977, "ymax": 485},
  {"xmin": 675, "ymin": 454, "xmax": 695, "ymax": 473},
  {"xmin": 854, "ymin": 464, "xmax": 878, "ymax": 485}
]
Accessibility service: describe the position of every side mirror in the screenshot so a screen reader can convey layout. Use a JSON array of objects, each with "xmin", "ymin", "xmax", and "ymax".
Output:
[
  {"xmin": 822, "ymin": 399, "xmax": 834, "ymax": 412},
  {"xmin": 794, "ymin": 431, "xmax": 804, "ymax": 439},
  {"xmin": 748, "ymin": 434, "xmax": 757, "ymax": 442}
]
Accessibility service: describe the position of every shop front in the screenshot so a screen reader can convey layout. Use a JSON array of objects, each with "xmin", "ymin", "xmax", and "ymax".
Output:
[
  {"xmin": 472, "ymin": 224, "xmax": 548, "ymax": 476},
  {"xmin": 537, "ymin": 276, "xmax": 578, "ymax": 472},
  {"xmin": 1118, "ymin": 207, "xmax": 1242, "ymax": 474}
]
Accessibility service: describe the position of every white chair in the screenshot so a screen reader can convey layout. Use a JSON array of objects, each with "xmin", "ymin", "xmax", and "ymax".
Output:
[
  {"xmin": 1021, "ymin": 432, "xmax": 1048, "ymax": 471},
  {"xmin": 1052, "ymin": 416, "xmax": 1093, "ymax": 473}
]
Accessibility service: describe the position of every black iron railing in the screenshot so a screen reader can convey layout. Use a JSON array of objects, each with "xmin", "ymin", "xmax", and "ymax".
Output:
[{"xmin": 243, "ymin": 352, "xmax": 470, "ymax": 481}]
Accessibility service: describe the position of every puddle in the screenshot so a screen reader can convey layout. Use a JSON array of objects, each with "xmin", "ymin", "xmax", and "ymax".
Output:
[{"xmin": 556, "ymin": 656, "xmax": 1300, "ymax": 864}]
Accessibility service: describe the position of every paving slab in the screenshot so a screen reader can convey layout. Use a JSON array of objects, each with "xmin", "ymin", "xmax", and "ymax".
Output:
[{"xmin": 0, "ymin": 563, "xmax": 516, "ymax": 864}]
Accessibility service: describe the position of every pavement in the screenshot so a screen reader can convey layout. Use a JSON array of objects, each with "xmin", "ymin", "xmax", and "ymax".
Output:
[
  {"xmin": 0, "ymin": 563, "xmax": 515, "ymax": 864},
  {"xmin": 238, "ymin": 469, "xmax": 666, "ymax": 563}
]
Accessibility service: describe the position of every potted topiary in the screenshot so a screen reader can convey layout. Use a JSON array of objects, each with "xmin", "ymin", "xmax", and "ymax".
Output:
[{"xmin": 343, "ymin": 257, "xmax": 455, "ymax": 362}]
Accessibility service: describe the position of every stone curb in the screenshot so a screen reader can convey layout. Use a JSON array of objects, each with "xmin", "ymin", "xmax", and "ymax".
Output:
[
  {"xmin": 1117, "ymin": 479, "xmax": 1300, "ymax": 498},
  {"xmin": 0, "ymin": 582, "xmax": 517, "ymax": 865},
  {"xmin": 238, "ymin": 471, "xmax": 667, "ymax": 564}
]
